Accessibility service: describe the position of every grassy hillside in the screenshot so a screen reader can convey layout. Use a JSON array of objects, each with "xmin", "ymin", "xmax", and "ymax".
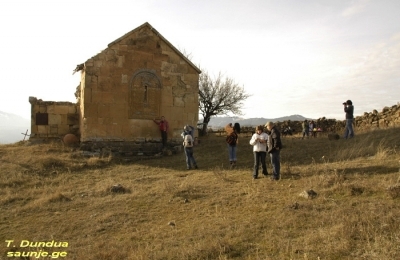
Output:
[{"xmin": 1, "ymin": 128, "xmax": 400, "ymax": 259}]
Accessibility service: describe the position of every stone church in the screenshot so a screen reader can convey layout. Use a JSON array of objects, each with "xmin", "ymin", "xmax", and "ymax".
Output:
[{"xmin": 29, "ymin": 22, "xmax": 201, "ymax": 154}]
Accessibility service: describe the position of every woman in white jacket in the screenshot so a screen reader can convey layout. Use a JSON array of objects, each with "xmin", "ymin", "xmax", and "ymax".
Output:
[{"xmin": 249, "ymin": 125, "xmax": 269, "ymax": 179}]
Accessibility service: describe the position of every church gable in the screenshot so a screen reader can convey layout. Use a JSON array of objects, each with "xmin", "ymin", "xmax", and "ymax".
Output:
[{"xmin": 77, "ymin": 22, "xmax": 201, "ymax": 146}]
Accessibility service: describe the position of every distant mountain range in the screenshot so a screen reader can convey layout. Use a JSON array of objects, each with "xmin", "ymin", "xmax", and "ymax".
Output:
[
  {"xmin": 199, "ymin": 115, "xmax": 307, "ymax": 129},
  {"xmin": 0, "ymin": 111, "xmax": 30, "ymax": 144}
]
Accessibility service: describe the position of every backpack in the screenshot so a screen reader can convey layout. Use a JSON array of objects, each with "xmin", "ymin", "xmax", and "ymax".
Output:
[
  {"xmin": 183, "ymin": 134, "xmax": 194, "ymax": 148},
  {"xmin": 226, "ymin": 132, "xmax": 237, "ymax": 146}
]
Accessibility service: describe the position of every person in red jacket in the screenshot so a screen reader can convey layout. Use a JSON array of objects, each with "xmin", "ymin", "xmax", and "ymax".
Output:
[{"xmin": 153, "ymin": 116, "xmax": 169, "ymax": 148}]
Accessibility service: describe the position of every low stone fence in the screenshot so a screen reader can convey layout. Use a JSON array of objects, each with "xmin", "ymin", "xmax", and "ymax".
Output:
[{"xmin": 271, "ymin": 103, "xmax": 400, "ymax": 135}]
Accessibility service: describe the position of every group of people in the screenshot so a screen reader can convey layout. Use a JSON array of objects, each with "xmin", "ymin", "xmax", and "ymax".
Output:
[
  {"xmin": 154, "ymin": 116, "xmax": 282, "ymax": 180},
  {"xmin": 251, "ymin": 122, "xmax": 282, "ymax": 180},
  {"xmin": 301, "ymin": 100, "xmax": 355, "ymax": 139},
  {"xmin": 226, "ymin": 121, "xmax": 282, "ymax": 181},
  {"xmin": 153, "ymin": 99, "xmax": 354, "ymax": 177},
  {"xmin": 301, "ymin": 119, "xmax": 318, "ymax": 139},
  {"xmin": 153, "ymin": 117, "xmax": 198, "ymax": 170}
]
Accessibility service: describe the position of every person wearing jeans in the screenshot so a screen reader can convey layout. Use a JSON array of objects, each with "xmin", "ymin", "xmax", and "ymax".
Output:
[
  {"xmin": 226, "ymin": 123, "xmax": 240, "ymax": 169},
  {"xmin": 227, "ymin": 145, "xmax": 236, "ymax": 167},
  {"xmin": 249, "ymin": 125, "xmax": 268, "ymax": 179},
  {"xmin": 343, "ymin": 100, "xmax": 354, "ymax": 139},
  {"xmin": 183, "ymin": 134, "xmax": 198, "ymax": 170},
  {"xmin": 265, "ymin": 121, "xmax": 282, "ymax": 181}
]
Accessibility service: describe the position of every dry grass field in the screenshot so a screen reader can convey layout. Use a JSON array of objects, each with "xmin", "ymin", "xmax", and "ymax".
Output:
[{"xmin": 1, "ymin": 127, "xmax": 400, "ymax": 260}]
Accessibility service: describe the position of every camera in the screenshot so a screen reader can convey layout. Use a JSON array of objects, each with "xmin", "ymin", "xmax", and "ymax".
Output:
[{"xmin": 342, "ymin": 102, "xmax": 347, "ymax": 105}]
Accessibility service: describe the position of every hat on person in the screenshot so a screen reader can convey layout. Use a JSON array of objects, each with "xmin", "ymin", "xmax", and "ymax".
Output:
[{"xmin": 346, "ymin": 100, "xmax": 353, "ymax": 105}]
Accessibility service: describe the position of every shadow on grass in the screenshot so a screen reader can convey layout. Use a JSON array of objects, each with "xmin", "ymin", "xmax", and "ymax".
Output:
[{"xmin": 339, "ymin": 165, "xmax": 399, "ymax": 176}]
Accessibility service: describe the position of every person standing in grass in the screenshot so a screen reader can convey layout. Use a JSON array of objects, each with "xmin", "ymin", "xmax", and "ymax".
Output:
[
  {"xmin": 309, "ymin": 120, "xmax": 317, "ymax": 138},
  {"xmin": 183, "ymin": 131, "xmax": 198, "ymax": 170},
  {"xmin": 226, "ymin": 123, "xmax": 240, "ymax": 169},
  {"xmin": 343, "ymin": 100, "xmax": 355, "ymax": 139},
  {"xmin": 249, "ymin": 125, "xmax": 268, "ymax": 179},
  {"xmin": 302, "ymin": 119, "xmax": 309, "ymax": 139},
  {"xmin": 265, "ymin": 121, "xmax": 282, "ymax": 181}
]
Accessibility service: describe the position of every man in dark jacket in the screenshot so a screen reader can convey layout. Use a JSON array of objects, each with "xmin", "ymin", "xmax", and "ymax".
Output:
[
  {"xmin": 265, "ymin": 121, "xmax": 282, "ymax": 181},
  {"xmin": 343, "ymin": 100, "xmax": 354, "ymax": 139}
]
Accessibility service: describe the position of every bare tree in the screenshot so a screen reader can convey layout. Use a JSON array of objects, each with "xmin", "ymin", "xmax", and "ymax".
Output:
[{"xmin": 198, "ymin": 71, "xmax": 251, "ymax": 135}]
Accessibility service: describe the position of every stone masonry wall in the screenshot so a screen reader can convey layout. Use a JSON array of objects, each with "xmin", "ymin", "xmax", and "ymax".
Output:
[
  {"xmin": 29, "ymin": 96, "xmax": 79, "ymax": 139},
  {"xmin": 272, "ymin": 103, "xmax": 400, "ymax": 135},
  {"xmin": 78, "ymin": 23, "xmax": 199, "ymax": 145}
]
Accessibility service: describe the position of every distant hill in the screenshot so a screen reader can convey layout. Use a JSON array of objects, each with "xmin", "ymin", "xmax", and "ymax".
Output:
[
  {"xmin": 0, "ymin": 111, "xmax": 30, "ymax": 144},
  {"xmin": 200, "ymin": 115, "xmax": 307, "ymax": 129}
]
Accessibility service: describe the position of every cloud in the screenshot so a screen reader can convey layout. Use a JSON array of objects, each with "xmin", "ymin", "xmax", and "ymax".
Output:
[{"xmin": 341, "ymin": 0, "xmax": 369, "ymax": 17}]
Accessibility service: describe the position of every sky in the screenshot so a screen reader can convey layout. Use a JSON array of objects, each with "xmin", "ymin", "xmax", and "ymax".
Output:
[{"xmin": 0, "ymin": 0, "xmax": 399, "ymax": 121}]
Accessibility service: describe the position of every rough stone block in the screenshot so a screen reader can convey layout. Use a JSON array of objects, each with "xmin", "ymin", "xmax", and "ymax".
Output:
[
  {"xmin": 83, "ymin": 88, "xmax": 92, "ymax": 104},
  {"xmin": 94, "ymin": 60, "xmax": 103, "ymax": 67},
  {"xmin": 47, "ymin": 105, "xmax": 55, "ymax": 113},
  {"xmin": 173, "ymin": 97, "xmax": 185, "ymax": 107},
  {"xmin": 113, "ymin": 90, "xmax": 128, "ymax": 103},
  {"xmin": 54, "ymin": 105, "xmax": 69, "ymax": 114},
  {"xmin": 39, "ymin": 105, "xmax": 47, "ymax": 113},
  {"xmin": 68, "ymin": 106, "xmax": 77, "ymax": 114},
  {"xmin": 93, "ymin": 125, "xmax": 106, "ymax": 136},
  {"xmin": 115, "ymin": 103, "xmax": 128, "ymax": 118},
  {"xmin": 187, "ymin": 113, "xmax": 195, "ymax": 121},
  {"xmin": 91, "ymin": 91, "xmax": 103, "ymax": 103},
  {"xmin": 32, "ymin": 105, "xmax": 39, "ymax": 113},
  {"xmin": 101, "ymin": 92, "xmax": 114, "ymax": 103},
  {"xmin": 48, "ymin": 114, "xmax": 61, "ymax": 125},
  {"xmin": 60, "ymin": 114, "xmax": 68, "ymax": 125},
  {"xmin": 98, "ymin": 104, "xmax": 111, "ymax": 118},
  {"xmin": 98, "ymin": 117, "xmax": 112, "ymax": 125},
  {"xmin": 84, "ymin": 103, "xmax": 98, "ymax": 118},
  {"xmin": 50, "ymin": 125, "xmax": 58, "ymax": 134},
  {"xmin": 37, "ymin": 125, "xmax": 48, "ymax": 134},
  {"xmin": 58, "ymin": 124, "xmax": 70, "ymax": 134}
]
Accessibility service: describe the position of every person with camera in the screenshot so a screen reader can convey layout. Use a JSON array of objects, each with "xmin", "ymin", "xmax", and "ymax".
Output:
[{"xmin": 343, "ymin": 100, "xmax": 355, "ymax": 139}]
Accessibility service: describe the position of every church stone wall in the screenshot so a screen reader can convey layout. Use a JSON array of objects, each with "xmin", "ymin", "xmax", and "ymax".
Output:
[{"xmin": 79, "ymin": 24, "xmax": 199, "ymax": 146}]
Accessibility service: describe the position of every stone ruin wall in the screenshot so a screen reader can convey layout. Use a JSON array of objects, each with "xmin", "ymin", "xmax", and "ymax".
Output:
[
  {"xmin": 29, "ymin": 97, "xmax": 79, "ymax": 140},
  {"xmin": 275, "ymin": 103, "xmax": 400, "ymax": 134}
]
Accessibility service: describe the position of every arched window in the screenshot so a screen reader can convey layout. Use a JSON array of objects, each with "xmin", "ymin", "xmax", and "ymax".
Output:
[{"xmin": 129, "ymin": 69, "xmax": 162, "ymax": 119}]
